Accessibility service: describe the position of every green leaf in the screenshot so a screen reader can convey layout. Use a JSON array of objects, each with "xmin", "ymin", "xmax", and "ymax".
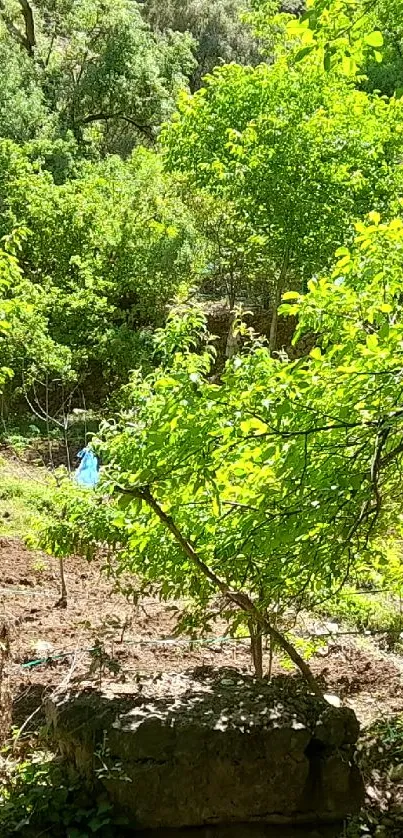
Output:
[
  {"xmin": 364, "ymin": 31, "xmax": 384, "ymax": 48},
  {"xmin": 117, "ymin": 493, "xmax": 135, "ymax": 510},
  {"xmin": 366, "ymin": 333, "xmax": 379, "ymax": 352},
  {"xmin": 282, "ymin": 291, "xmax": 301, "ymax": 301},
  {"xmin": 342, "ymin": 55, "xmax": 356, "ymax": 76},
  {"xmin": 294, "ymin": 46, "xmax": 314, "ymax": 63},
  {"xmin": 323, "ymin": 49, "xmax": 331, "ymax": 73},
  {"xmin": 240, "ymin": 417, "xmax": 267, "ymax": 435}
]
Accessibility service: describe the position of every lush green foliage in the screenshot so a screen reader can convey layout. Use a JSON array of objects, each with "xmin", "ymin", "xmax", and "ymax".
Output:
[
  {"xmin": 0, "ymin": 35, "xmax": 49, "ymax": 144},
  {"xmin": 0, "ymin": 231, "xmax": 71, "ymax": 396},
  {"xmin": 42, "ymin": 216, "xmax": 403, "ymax": 672},
  {"xmin": 0, "ymin": 142, "xmax": 203, "ymax": 401},
  {"xmin": 318, "ymin": 588, "xmax": 403, "ymax": 645},
  {"xmin": 0, "ymin": 741, "xmax": 126, "ymax": 837},
  {"xmin": 0, "ymin": 0, "xmax": 195, "ymax": 157},
  {"xmin": 141, "ymin": 0, "xmax": 262, "ymax": 91},
  {"xmin": 249, "ymin": 0, "xmax": 390, "ymax": 78},
  {"xmin": 2, "ymin": 0, "xmax": 403, "ymax": 685},
  {"xmin": 361, "ymin": 0, "xmax": 403, "ymax": 97},
  {"xmin": 163, "ymin": 59, "xmax": 403, "ymax": 322}
]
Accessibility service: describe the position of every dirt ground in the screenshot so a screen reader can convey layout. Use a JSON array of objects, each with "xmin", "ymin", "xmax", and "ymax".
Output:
[{"xmin": 1, "ymin": 536, "xmax": 403, "ymax": 730}]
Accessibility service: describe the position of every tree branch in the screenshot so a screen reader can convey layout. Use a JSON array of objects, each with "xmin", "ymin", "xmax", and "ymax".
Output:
[
  {"xmin": 0, "ymin": 0, "xmax": 35, "ymax": 56},
  {"xmin": 79, "ymin": 111, "xmax": 154, "ymax": 140},
  {"xmin": 380, "ymin": 438, "xmax": 403, "ymax": 469}
]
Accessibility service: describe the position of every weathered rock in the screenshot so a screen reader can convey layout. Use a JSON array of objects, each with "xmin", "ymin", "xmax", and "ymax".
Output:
[{"xmin": 46, "ymin": 670, "xmax": 364, "ymax": 830}]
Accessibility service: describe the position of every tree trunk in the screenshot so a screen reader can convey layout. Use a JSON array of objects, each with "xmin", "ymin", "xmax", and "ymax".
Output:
[
  {"xmin": 0, "ymin": 623, "xmax": 11, "ymax": 744},
  {"xmin": 249, "ymin": 619, "xmax": 263, "ymax": 678},
  {"xmin": 0, "ymin": 0, "xmax": 36, "ymax": 56},
  {"xmin": 225, "ymin": 311, "xmax": 240, "ymax": 359},
  {"xmin": 56, "ymin": 557, "xmax": 67, "ymax": 608},
  {"xmin": 269, "ymin": 281, "xmax": 283, "ymax": 354},
  {"xmin": 269, "ymin": 241, "xmax": 291, "ymax": 355},
  {"xmin": 19, "ymin": 0, "xmax": 36, "ymax": 54}
]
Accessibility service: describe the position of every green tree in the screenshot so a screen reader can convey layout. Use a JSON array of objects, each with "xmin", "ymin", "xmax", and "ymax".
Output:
[
  {"xmin": 0, "ymin": 141, "xmax": 204, "ymax": 398},
  {"xmin": 163, "ymin": 60, "xmax": 403, "ymax": 347},
  {"xmin": 248, "ymin": 0, "xmax": 388, "ymax": 79},
  {"xmin": 140, "ymin": 0, "xmax": 261, "ymax": 91},
  {"xmin": 0, "ymin": 33, "xmax": 49, "ymax": 143},
  {"xmin": 42, "ymin": 213, "xmax": 403, "ymax": 688},
  {"xmin": 0, "ymin": 0, "xmax": 195, "ymax": 156},
  {"xmin": 360, "ymin": 0, "xmax": 403, "ymax": 97},
  {"xmin": 0, "ymin": 232, "xmax": 71, "ymax": 403}
]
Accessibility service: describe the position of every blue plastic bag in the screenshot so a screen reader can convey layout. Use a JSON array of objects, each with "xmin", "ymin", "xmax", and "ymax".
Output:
[{"xmin": 75, "ymin": 447, "xmax": 99, "ymax": 488}]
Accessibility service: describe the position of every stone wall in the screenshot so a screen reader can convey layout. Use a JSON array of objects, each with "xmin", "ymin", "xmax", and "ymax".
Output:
[{"xmin": 46, "ymin": 669, "xmax": 364, "ymax": 831}]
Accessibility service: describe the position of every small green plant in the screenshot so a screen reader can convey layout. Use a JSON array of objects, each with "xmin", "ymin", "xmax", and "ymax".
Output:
[
  {"xmin": 0, "ymin": 739, "xmax": 127, "ymax": 836},
  {"xmin": 88, "ymin": 643, "xmax": 122, "ymax": 687},
  {"xmin": 31, "ymin": 558, "xmax": 47, "ymax": 574},
  {"xmin": 318, "ymin": 587, "xmax": 403, "ymax": 648}
]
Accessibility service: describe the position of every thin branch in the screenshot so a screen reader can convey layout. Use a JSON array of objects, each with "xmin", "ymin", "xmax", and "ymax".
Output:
[
  {"xmin": 79, "ymin": 111, "xmax": 154, "ymax": 140},
  {"xmin": 380, "ymin": 438, "xmax": 403, "ymax": 469},
  {"xmin": 0, "ymin": 0, "xmax": 35, "ymax": 55}
]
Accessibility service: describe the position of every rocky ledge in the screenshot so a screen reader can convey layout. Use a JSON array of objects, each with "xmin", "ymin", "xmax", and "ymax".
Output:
[{"xmin": 46, "ymin": 668, "xmax": 364, "ymax": 830}]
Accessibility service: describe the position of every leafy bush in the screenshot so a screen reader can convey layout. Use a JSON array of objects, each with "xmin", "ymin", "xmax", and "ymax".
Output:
[
  {"xmin": 0, "ymin": 743, "xmax": 125, "ymax": 837},
  {"xmin": 320, "ymin": 589, "xmax": 403, "ymax": 643},
  {"xmin": 0, "ymin": 142, "xmax": 205, "ymax": 400}
]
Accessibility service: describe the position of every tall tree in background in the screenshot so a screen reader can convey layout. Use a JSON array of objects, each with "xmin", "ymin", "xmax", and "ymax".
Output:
[
  {"xmin": 0, "ymin": 0, "xmax": 195, "ymax": 156},
  {"xmin": 163, "ymin": 61, "xmax": 403, "ymax": 348},
  {"xmin": 140, "ymin": 0, "xmax": 261, "ymax": 90},
  {"xmin": 140, "ymin": 0, "xmax": 306, "ymax": 91}
]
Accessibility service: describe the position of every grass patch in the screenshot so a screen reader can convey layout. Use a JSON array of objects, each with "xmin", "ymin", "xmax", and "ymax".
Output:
[
  {"xmin": 0, "ymin": 458, "xmax": 56, "ymax": 540},
  {"xmin": 318, "ymin": 544, "xmax": 403, "ymax": 649},
  {"xmin": 320, "ymin": 587, "xmax": 403, "ymax": 642}
]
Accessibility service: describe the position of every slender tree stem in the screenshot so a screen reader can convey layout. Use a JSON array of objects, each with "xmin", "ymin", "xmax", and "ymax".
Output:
[
  {"xmin": 58, "ymin": 558, "xmax": 67, "ymax": 607},
  {"xmin": 249, "ymin": 619, "xmax": 263, "ymax": 678}
]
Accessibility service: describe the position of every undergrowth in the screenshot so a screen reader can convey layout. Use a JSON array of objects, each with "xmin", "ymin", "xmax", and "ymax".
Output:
[
  {"xmin": 0, "ymin": 737, "xmax": 128, "ymax": 837},
  {"xmin": 319, "ymin": 588, "xmax": 403, "ymax": 649},
  {"xmin": 0, "ymin": 414, "xmax": 100, "ymax": 459},
  {"xmin": 345, "ymin": 714, "xmax": 403, "ymax": 838},
  {"xmin": 0, "ymin": 459, "xmax": 56, "ymax": 540},
  {"xmin": 318, "ymin": 543, "xmax": 403, "ymax": 650}
]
